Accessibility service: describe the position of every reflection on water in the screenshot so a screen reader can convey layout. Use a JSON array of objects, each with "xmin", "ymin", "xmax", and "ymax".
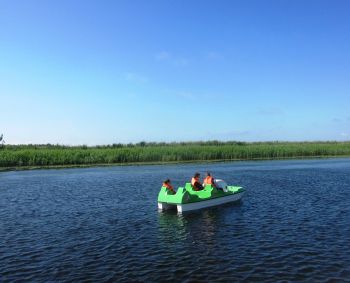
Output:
[
  {"xmin": 157, "ymin": 209, "xmax": 220, "ymax": 241},
  {"xmin": 157, "ymin": 211, "xmax": 188, "ymax": 242},
  {"xmin": 157, "ymin": 202, "xmax": 244, "ymax": 259}
]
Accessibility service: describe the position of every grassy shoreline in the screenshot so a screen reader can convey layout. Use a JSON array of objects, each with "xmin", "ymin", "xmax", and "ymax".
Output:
[
  {"xmin": 0, "ymin": 155, "xmax": 350, "ymax": 172},
  {"xmin": 1, "ymin": 141, "xmax": 350, "ymax": 171}
]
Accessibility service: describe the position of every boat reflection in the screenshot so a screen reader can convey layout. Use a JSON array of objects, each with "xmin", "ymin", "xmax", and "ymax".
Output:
[{"xmin": 157, "ymin": 208, "xmax": 225, "ymax": 252}]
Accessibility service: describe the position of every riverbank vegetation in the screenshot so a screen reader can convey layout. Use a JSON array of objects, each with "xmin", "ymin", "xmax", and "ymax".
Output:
[{"xmin": 0, "ymin": 141, "xmax": 350, "ymax": 169}]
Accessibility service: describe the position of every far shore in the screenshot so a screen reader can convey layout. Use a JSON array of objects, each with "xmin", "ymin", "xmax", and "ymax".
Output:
[
  {"xmin": 1, "ymin": 141, "xmax": 350, "ymax": 172},
  {"xmin": 1, "ymin": 154, "xmax": 350, "ymax": 172}
]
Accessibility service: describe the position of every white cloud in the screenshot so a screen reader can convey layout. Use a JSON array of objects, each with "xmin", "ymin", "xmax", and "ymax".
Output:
[
  {"xmin": 206, "ymin": 51, "xmax": 224, "ymax": 60},
  {"xmin": 164, "ymin": 89, "xmax": 196, "ymax": 100},
  {"xmin": 175, "ymin": 91, "xmax": 195, "ymax": 100},
  {"xmin": 155, "ymin": 51, "xmax": 189, "ymax": 67},
  {"xmin": 256, "ymin": 107, "xmax": 285, "ymax": 116},
  {"xmin": 332, "ymin": 118, "xmax": 342, "ymax": 123},
  {"xmin": 206, "ymin": 130, "xmax": 251, "ymax": 141},
  {"xmin": 155, "ymin": 51, "xmax": 171, "ymax": 61},
  {"xmin": 124, "ymin": 72, "xmax": 149, "ymax": 84},
  {"xmin": 164, "ymin": 89, "xmax": 226, "ymax": 101},
  {"xmin": 340, "ymin": 132, "xmax": 350, "ymax": 137},
  {"xmin": 173, "ymin": 58, "xmax": 189, "ymax": 67}
]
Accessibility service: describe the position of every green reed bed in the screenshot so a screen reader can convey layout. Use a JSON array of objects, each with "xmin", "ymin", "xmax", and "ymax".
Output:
[{"xmin": 0, "ymin": 141, "xmax": 350, "ymax": 169}]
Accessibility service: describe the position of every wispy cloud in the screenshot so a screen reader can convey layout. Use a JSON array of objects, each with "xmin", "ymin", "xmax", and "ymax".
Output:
[
  {"xmin": 206, "ymin": 51, "xmax": 224, "ymax": 60},
  {"xmin": 207, "ymin": 130, "xmax": 251, "ymax": 140},
  {"xmin": 173, "ymin": 58, "xmax": 189, "ymax": 67},
  {"xmin": 175, "ymin": 91, "xmax": 196, "ymax": 100},
  {"xmin": 155, "ymin": 51, "xmax": 189, "ymax": 67},
  {"xmin": 165, "ymin": 89, "xmax": 227, "ymax": 101},
  {"xmin": 332, "ymin": 118, "xmax": 342, "ymax": 123},
  {"xmin": 165, "ymin": 89, "xmax": 196, "ymax": 100},
  {"xmin": 155, "ymin": 51, "xmax": 171, "ymax": 61},
  {"xmin": 217, "ymin": 130, "xmax": 251, "ymax": 136},
  {"xmin": 340, "ymin": 132, "xmax": 350, "ymax": 137},
  {"xmin": 332, "ymin": 117, "xmax": 350, "ymax": 123},
  {"xmin": 256, "ymin": 107, "xmax": 285, "ymax": 116},
  {"xmin": 124, "ymin": 72, "xmax": 149, "ymax": 84}
]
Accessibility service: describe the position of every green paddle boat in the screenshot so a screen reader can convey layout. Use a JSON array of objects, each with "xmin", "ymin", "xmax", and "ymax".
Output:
[{"xmin": 158, "ymin": 180, "xmax": 244, "ymax": 213}]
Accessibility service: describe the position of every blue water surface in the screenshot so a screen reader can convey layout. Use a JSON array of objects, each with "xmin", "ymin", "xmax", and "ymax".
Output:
[{"xmin": 1, "ymin": 158, "xmax": 350, "ymax": 282}]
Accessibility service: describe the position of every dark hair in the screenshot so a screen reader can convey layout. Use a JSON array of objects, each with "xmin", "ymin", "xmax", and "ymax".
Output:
[
  {"xmin": 194, "ymin": 172, "xmax": 200, "ymax": 178},
  {"xmin": 164, "ymin": 179, "xmax": 170, "ymax": 183},
  {"xmin": 206, "ymin": 172, "xmax": 211, "ymax": 176}
]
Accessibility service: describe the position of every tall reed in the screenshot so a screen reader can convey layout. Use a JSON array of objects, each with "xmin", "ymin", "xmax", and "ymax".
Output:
[{"xmin": 0, "ymin": 141, "xmax": 349, "ymax": 168}]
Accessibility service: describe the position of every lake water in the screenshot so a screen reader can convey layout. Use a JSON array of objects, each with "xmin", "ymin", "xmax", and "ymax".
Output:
[{"xmin": 1, "ymin": 158, "xmax": 350, "ymax": 282}]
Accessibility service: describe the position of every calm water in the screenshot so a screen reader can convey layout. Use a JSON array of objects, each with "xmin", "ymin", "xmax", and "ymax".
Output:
[{"xmin": 1, "ymin": 158, "xmax": 350, "ymax": 282}]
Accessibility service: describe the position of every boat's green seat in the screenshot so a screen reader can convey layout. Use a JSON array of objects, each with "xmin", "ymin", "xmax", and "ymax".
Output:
[
  {"xmin": 161, "ymin": 186, "xmax": 176, "ymax": 195},
  {"xmin": 184, "ymin": 183, "xmax": 215, "ymax": 199},
  {"xmin": 158, "ymin": 186, "xmax": 187, "ymax": 204}
]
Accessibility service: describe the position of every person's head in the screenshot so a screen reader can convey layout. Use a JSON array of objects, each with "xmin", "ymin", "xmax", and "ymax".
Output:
[
  {"xmin": 206, "ymin": 172, "xmax": 211, "ymax": 176},
  {"xmin": 194, "ymin": 172, "xmax": 200, "ymax": 178},
  {"xmin": 164, "ymin": 179, "xmax": 170, "ymax": 184}
]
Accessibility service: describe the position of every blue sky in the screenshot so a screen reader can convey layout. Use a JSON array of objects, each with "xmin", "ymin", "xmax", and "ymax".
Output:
[{"xmin": 1, "ymin": 0, "xmax": 349, "ymax": 144}]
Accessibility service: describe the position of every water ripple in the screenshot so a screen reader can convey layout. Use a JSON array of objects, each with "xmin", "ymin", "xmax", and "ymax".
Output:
[{"xmin": 1, "ymin": 159, "xmax": 350, "ymax": 282}]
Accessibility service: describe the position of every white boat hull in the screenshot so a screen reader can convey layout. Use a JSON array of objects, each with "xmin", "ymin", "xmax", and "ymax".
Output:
[
  {"xmin": 158, "ymin": 202, "xmax": 175, "ymax": 210},
  {"xmin": 158, "ymin": 192, "xmax": 244, "ymax": 213}
]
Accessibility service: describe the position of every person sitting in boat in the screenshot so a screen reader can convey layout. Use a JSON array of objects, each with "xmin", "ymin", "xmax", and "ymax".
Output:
[
  {"xmin": 191, "ymin": 173, "xmax": 204, "ymax": 191},
  {"xmin": 162, "ymin": 179, "xmax": 176, "ymax": 194},
  {"xmin": 203, "ymin": 172, "xmax": 218, "ymax": 189}
]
